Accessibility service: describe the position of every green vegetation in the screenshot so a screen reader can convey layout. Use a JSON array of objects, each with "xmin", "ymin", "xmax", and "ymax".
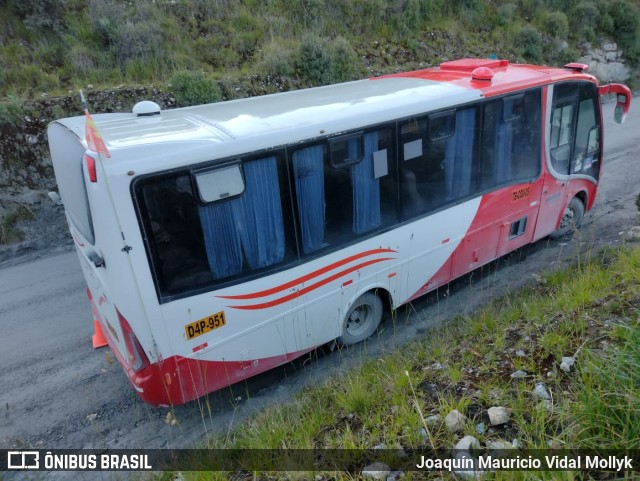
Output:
[
  {"xmin": 0, "ymin": 204, "xmax": 35, "ymax": 244},
  {"xmin": 158, "ymin": 245, "xmax": 640, "ymax": 479},
  {"xmin": 1, "ymin": 0, "xmax": 639, "ymax": 101}
]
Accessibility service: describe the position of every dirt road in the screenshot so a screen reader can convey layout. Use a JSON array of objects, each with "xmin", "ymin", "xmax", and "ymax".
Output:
[{"xmin": 1, "ymin": 101, "xmax": 638, "ymax": 479}]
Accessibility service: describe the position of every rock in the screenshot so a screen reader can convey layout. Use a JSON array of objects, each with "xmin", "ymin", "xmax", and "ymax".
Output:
[
  {"xmin": 623, "ymin": 226, "xmax": 640, "ymax": 241},
  {"xmin": 426, "ymin": 414, "xmax": 442, "ymax": 427},
  {"xmin": 510, "ymin": 370, "xmax": 527, "ymax": 379},
  {"xmin": 395, "ymin": 448, "xmax": 409, "ymax": 459},
  {"xmin": 560, "ymin": 356, "xmax": 575, "ymax": 372},
  {"xmin": 419, "ymin": 427, "xmax": 428, "ymax": 439},
  {"xmin": 455, "ymin": 435, "xmax": 480, "ymax": 451},
  {"xmin": 515, "ymin": 350, "xmax": 526, "ymax": 357},
  {"xmin": 486, "ymin": 439, "xmax": 515, "ymax": 450},
  {"xmin": 533, "ymin": 382, "xmax": 551, "ymax": 400},
  {"xmin": 453, "ymin": 451, "xmax": 485, "ymax": 479},
  {"xmin": 445, "ymin": 409, "xmax": 467, "ymax": 432},
  {"xmin": 387, "ymin": 471, "xmax": 404, "ymax": 480},
  {"xmin": 579, "ymin": 40, "xmax": 631, "ymax": 82},
  {"xmin": 374, "ymin": 443, "xmax": 387, "ymax": 450},
  {"xmin": 362, "ymin": 462, "xmax": 391, "ymax": 480},
  {"xmin": 475, "ymin": 422, "xmax": 486, "ymax": 434},
  {"xmin": 488, "ymin": 406, "xmax": 510, "ymax": 426}
]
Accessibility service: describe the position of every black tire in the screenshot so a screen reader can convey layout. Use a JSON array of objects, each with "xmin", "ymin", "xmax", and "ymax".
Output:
[
  {"xmin": 337, "ymin": 292, "xmax": 383, "ymax": 346},
  {"xmin": 550, "ymin": 197, "xmax": 585, "ymax": 239}
]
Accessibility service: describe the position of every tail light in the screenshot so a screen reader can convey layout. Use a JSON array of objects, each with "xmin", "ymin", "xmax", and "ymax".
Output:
[
  {"xmin": 84, "ymin": 154, "xmax": 97, "ymax": 183},
  {"xmin": 116, "ymin": 309, "xmax": 150, "ymax": 372}
]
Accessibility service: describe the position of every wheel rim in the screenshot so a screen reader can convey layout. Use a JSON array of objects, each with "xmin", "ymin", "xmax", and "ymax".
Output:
[{"xmin": 345, "ymin": 303, "xmax": 372, "ymax": 337}]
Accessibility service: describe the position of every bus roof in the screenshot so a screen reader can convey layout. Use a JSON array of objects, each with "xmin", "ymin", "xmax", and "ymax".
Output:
[
  {"xmin": 52, "ymin": 59, "xmax": 596, "ymax": 162},
  {"xmin": 387, "ymin": 58, "xmax": 596, "ymax": 96}
]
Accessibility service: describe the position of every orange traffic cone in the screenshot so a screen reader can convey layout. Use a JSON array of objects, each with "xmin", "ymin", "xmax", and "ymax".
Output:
[{"xmin": 92, "ymin": 320, "xmax": 108, "ymax": 349}]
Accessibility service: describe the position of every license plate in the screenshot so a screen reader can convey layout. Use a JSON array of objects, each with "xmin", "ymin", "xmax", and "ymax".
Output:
[{"xmin": 185, "ymin": 311, "xmax": 226, "ymax": 340}]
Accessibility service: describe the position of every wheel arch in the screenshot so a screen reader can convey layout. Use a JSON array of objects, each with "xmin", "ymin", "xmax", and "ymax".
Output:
[{"xmin": 345, "ymin": 284, "xmax": 393, "ymax": 316}]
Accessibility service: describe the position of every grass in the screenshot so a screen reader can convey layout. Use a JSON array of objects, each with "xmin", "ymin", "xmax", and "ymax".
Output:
[{"xmin": 153, "ymin": 244, "xmax": 640, "ymax": 479}]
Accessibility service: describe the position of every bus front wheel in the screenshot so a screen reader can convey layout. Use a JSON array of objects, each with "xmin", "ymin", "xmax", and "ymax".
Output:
[
  {"xmin": 338, "ymin": 292, "xmax": 383, "ymax": 346},
  {"xmin": 550, "ymin": 197, "xmax": 585, "ymax": 239}
]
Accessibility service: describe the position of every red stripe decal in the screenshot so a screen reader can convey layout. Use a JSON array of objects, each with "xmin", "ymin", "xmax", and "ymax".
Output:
[
  {"xmin": 342, "ymin": 279, "xmax": 353, "ymax": 287},
  {"xmin": 229, "ymin": 258, "xmax": 394, "ymax": 310},
  {"xmin": 218, "ymin": 248, "xmax": 397, "ymax": 300}
]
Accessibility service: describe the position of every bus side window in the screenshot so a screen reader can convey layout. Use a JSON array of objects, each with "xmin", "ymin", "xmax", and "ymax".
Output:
[
  {"xmin": 292, "ymin": 126, "xmax": 396, "ymax": 255},
  {"xmin": 443, "ymin": 107, "xmax": 477, "ymax": 201},
  {"xmin": 198, "ymin": 156, "xmax": 286, "ymax": 279},
  {"xmin": 481, "ymin": 89, "xmax": 542, "ymax": 189},
  {"xmin": 399, "ymin": 116, "xmax": 442, "ymax": 218},
  {"xmin": 142, "ymin": 175, "xmax": 212, "ymax": 292}
]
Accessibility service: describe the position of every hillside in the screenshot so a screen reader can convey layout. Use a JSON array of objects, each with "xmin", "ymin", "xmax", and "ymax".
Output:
[
  {"xmin": 0, "ymin": 0, "xmax": 639, "ymax": 247},
  {"xmin": 2, "ymin": 0, "xmax": 639, "ymax": 100}
]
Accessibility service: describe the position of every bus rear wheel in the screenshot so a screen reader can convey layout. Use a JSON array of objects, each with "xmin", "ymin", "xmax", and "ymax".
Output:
[
  {"xmin": 550, "ymin": 197, "xmax": 585, "ymax": 239},
  {"xmin": 338, "ymin": 292, "xmax": 383, "ymax": 346}
]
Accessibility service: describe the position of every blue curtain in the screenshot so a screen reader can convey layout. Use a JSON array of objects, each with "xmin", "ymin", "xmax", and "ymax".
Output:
[
  {"xmin": 199, "ymin": 156, "xmax": 285, "ymax": 279},
  {"xmin": 293, "ymin": 145, "xmax": 325, "ymax": 253},
  {"xmin": 199, "ymin": 200, "xmax": 243, "ymax": 279},
  {"xmin": 350, "ymin": 132, "xmax": 380, "ymax": 234},
  {"xmin": 495, "ymin": 99, "xmax": 514, "ymax": 184},
  {"xmin": 444, "ymin": 108, "xmax": 475, "ymax": 201},
  {"xmin": 233, "ymin": 156, "xmax": 285, "ymax": 269}
]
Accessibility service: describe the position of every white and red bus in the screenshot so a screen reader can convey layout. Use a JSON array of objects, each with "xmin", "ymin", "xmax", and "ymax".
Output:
[{"xmin": 48, "ymin": 59, "xmax": 630, "ymax": 406}]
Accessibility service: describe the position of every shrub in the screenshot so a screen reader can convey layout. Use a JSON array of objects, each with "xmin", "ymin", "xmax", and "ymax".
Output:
[
  {"xmin": 0, "ymin": 205, "xmax": 35, "ymax": 244},
  {"xmin": 257, "ymin": 41, "xmax": 297, "ymax": 78},
  {"xmin": 87, "ymin": 0, "xmax": 125, "ymax": 48},
  {"xmin": 607, "ymin": 0, "xmax": 640, "ymax": 65},
  {"xmin": 571, "ymin": 1, "xmax": 600, "ymax": 42},
  {"xmin": 296, "ymin": 35, "xmax": 364, "ymax": 86},
  {"xmin": 11, "ymin": 0, "xmax": 66, "ymax": 34},
  {"xmin": 0, "ymin": 99, "xmax": 25, "ymax": 127},
  {"xmin": 543, "ymin": 11, "xmax": 569, "ymax": 39},
  {"xmin": 515, "ymin": 25, "xmax": 543, "ymax": 61},
  {"xmin": 496, "ymin": 3, "xmax": 518, "ymax": 26},
  {"xmin": 170, "ymin": 71, "xmax": 221, "ymax": 107},
  {"xmin": 329, "ymin": 37, "xmax": 364, "ymax": 82},
  {"xmin": 297, "ymin": 35, "xmax": 334, "ymax": 85}
]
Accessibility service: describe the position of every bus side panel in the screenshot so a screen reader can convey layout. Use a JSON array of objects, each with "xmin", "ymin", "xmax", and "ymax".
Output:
[{"xmin": 147, "ymin": 198, "xmax": 480, "ymax": 403}]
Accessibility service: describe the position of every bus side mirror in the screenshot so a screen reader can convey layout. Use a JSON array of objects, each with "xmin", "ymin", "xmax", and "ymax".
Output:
[
  {"xmin": 598, "ymin": 84, "xmax": 631, "ymax": 125},
  {"xmin": 614, "ymin": 98, "xmax": 626, "ymax": 124}
]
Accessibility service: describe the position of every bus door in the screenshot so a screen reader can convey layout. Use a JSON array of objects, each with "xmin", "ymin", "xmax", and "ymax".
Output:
[
  {"xmin": 455, "ymin": 90, "xmax": 544, "ymax": 271},
  {"xmin": 534, "ymin": 82, "xmax": 601, "ymax": 240}
]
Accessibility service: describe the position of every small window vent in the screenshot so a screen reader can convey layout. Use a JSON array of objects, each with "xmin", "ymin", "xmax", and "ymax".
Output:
[{"xmin": 132, "ymin": 101, "xmax": 161, "ymax": 117}]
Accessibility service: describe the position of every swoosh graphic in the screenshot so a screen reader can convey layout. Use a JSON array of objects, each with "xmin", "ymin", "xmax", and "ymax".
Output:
[
  {"xmin": 218, "ymin": 248, "xmax": 397, "ymax": 300},
  {"xmin": 228, "ymin": 257, "xmax": 395, "ymax": 310}
]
